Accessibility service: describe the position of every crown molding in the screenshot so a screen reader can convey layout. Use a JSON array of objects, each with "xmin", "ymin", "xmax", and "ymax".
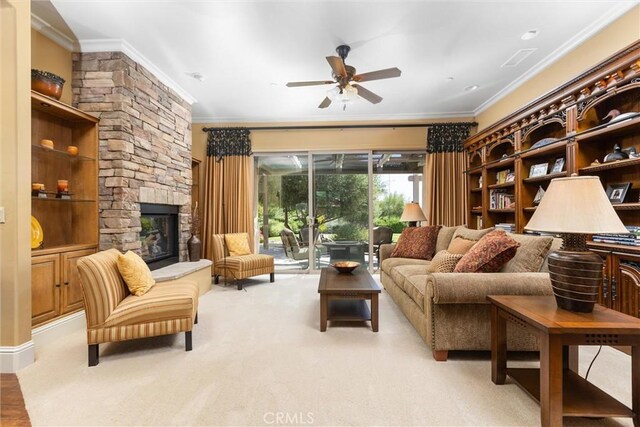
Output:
[
  {"xmin": 192, "ymin": 111, "xmax": 475, "ymax": 124},
  {"xmin": 78, "ymin": 39, "xmax": 197, "ymax": 105},
  {"xmin": 31, "ymin": 13, "xmax": 75, "ymax": 52},
  {"xmin": 474, "ymin": 1, "xmax": 638, "ymax": 115}
]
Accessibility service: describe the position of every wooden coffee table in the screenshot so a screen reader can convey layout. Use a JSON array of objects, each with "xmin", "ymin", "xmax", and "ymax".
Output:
[
  {"xmin": 318, "ymin": 267, "xmax": 381, "ymax": 332},
  {"xmin": 488, "ymin": 295, "xmax": 640, "ymax": 427}
]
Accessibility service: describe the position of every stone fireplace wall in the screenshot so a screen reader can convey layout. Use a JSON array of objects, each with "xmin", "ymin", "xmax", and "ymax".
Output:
[{"xmin": 72, "ymin": 52, "xmax": 192, "ymax": 260}]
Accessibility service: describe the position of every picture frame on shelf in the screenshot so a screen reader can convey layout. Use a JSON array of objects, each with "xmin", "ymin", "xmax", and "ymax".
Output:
[
  {"xmin": 506, "ymin": 172, "xmax": 515, "ymax": 182},
  {"xmin": 533, "ymin": 186, "xmax": 545, "ymax": 205},
  {"xmin": 606, "ymin": 182, "xmax": 631, "ymax": 204},
  {"xmin": 530, "ymin": 163, "xmax": 549, "ymax": 178},
  {"xmin": 550, "ymin": 157, "xmax": 565, "ymax": 174}
]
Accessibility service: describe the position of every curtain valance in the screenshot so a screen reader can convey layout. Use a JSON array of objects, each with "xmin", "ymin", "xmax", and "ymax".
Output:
[
  {"xmin": 427, "ymin": 122, "xmax": 476, "ymax": 153},
  {"xmin": 203, "ymin": 128, "xmax": 252, "ymax": 161}
]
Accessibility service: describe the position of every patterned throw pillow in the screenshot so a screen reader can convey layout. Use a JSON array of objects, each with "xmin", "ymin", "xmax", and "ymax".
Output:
[
  {"xmin": 225, "ymin": 233, "xmax": 251, "ymax": 256},
  {"xmin": 117, "ymin": 251, "xmax": 156, "ymax": 296},
  {"xmin": 427, "ymin": 250, "xmax": 464, "ymax": 273},
  {"xmin": 454, "ymin": 230, "xmax": 520, "ymax": 273},
  {"xmin": 391, "ymin": 225, "xmax": 442, "ymax": 260},
  {"xmin": 447, "ymin": 237, "xmax": 477, "ymax": 255}
]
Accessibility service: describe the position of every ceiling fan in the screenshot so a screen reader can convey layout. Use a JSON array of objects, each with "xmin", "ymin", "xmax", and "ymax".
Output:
[{"xmin": 286, "ymin": 45, "xmax": 401, "ymax": 110}]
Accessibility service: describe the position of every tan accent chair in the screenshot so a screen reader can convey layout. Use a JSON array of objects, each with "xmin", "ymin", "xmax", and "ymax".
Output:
[
  {"xmin": 212, "ymin": 233, "xmax": 275, "ymax": 290},
  {"xmin": 76, "ymin": 249, "xmax": 199, "ymax": 367}
]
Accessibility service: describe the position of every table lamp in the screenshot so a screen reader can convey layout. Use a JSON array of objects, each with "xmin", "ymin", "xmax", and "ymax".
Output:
[
  {"xmin": 525, "ymin": 176, "xmax": 628, "ymax": 313},
  {"xmin": 400, "ymin": 202, "xmax": 427, "ymax": 227}
]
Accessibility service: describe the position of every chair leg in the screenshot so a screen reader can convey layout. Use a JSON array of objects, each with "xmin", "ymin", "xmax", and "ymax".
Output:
[
  {"xmin": 237, "ymin": 281, "xmax": 243, "ymax": 290},
  {"xmin": 185, "ymin": 331, "xmax": 192, "ymax": 351},
  {"xmin": 213, "ymin": 275, "xmax": 219, "ymax": 285},
  {"xmin": 88, "ymin": 344, "xmax": 99, "ymax": 367},
  {"xmin": 194, "ymin": 312, "xmax": 198, "ymax": 324},
  {"xmin": 433, "ymin": 350, "xmax": 448, "ymax": 362},
  {"xmin": 270, "ymin": 272, "xmax": 275, "ymax": 283}
]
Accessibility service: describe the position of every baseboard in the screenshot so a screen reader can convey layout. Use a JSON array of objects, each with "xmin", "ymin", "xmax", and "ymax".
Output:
[
  {"xmin": 32, "ymin": 311, "xmax": 86, "ymax": 349},
  {"xmin": 0, "ymin": 341, "xmax": 35, "ymax": 373}
]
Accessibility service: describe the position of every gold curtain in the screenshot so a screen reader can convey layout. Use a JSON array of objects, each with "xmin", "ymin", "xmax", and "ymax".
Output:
[
  {"xmin": 426, "ymin": 151, "xmax": 467, "ymax": 226},
  {"xmin": 202, "ymin": 155, "xmax": 254, "ymax": 262}
]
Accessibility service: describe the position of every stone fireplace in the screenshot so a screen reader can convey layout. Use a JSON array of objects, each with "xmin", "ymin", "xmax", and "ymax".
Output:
[{"xmin": 72, "ymin": 51, "xmax": 192, "ymax": 261}]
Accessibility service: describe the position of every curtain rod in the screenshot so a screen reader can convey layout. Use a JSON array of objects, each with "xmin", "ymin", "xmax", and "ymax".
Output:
[{"xmin": 203, "ymin": 122, "xmax": 476, "ymax": 132}]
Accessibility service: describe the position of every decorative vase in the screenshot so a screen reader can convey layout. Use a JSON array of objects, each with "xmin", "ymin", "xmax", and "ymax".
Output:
[
  {"xmin": 187, "ymin": 234, "xmax": 201, "ymax": 262},
  {"xmin": 31, "ymin": 69, "xmax": 65, "ymax": 100}
]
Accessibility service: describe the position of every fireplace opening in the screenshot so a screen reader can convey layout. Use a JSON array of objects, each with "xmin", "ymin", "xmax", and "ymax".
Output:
[{"xmin": 139, "ymin": 203, "xmax": 179, "ymax": 270}]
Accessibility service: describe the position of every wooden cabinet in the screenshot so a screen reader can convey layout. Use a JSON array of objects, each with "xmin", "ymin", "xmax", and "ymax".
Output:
[
  {"xmin": 464, "ymin": 41, "xmax": 640, "ymax": 317},
  {"xmin": 31, "ymin": 247, "xmax": 96, "ymax": 327},
  {"xmin": 31, "ymin": 91, "xmax": 99, "ymax": 327}
]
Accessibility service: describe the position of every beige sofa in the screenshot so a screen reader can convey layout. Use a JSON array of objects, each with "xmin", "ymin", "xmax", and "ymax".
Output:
[{"xmin": 380, "ymin": 226, "xmax": 560, "ymax": 361}]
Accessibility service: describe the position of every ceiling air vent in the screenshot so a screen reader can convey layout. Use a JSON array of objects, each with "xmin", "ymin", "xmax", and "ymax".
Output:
[{"xmin": 501, "ymin": 48, "xmax": 537, "ymax": 68}]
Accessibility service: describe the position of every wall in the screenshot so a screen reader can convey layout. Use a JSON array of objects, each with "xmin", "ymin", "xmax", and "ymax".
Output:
[
  {"xmin": 476, "ymin": 5, "xmax": 640, "ymax": 130},
  {"xmin": 73, "ymin": 52, "xmax": 193, "ymax": 259},
  {"xmin": 1, "ymin": 0, "xmax": 33, "ymax": 370},
  {"xmin": 31, "ymin": 28, "xmax": 73, "ymax": 105}
]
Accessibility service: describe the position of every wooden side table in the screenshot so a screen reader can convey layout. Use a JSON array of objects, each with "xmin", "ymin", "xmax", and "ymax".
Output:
[{"xmin": 487, "ymin": 295, "xmax": 640, "ymax": 427}]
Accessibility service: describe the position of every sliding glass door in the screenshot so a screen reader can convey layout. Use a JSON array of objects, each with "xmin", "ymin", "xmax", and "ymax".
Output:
[{"xmin": 255, "ymin": 151, "xmax": 424, "ymax": 273}]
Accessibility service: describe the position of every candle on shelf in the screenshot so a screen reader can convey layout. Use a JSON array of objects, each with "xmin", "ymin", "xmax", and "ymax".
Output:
[{"xmin": 57, "ymin": 179, "xmax": 69, "ymax": 193}]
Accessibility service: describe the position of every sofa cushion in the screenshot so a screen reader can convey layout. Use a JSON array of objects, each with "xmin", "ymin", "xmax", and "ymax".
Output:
[
  {"xmin": 225, "ymin": 233, "xmax": 251, "ymax": 256},
  {"xmin": 451, "ymin": 226, "xmax": 494, "ymax": 242},
  {"xmin": 381, "ymin": 257, "xmax": 431, "ymax": 275},
  {"xmin": 427, "ymin": 250, "xmax": 464, "ymax": 273},
  {"xmin": 401, "ymin": 274, "xmax": 428, "ymax": 311},
  {"xmin": 389, "ymin": 264, "xmax": 430, "ymax": 290},
  {"xmin": 117, "ymin": 251, "xmax": 156, "ymax": 296},
  {"xmin": 435, "ymin": 226, "xmax": 460, "ymax": 253},
  {"xmin": 501, "ymin": 233, "xmax": 554, "ymax": 273},
  {"xmin": 454, "ymin": 230, "xmax": 520, "ymax": 273},
  {"xmin": 391, "ymin": 225, "xmax": 441, "ymax": 260},
  {"xmin": 447, "ymin": 237, "xmax": 477, "ymax": 255}
]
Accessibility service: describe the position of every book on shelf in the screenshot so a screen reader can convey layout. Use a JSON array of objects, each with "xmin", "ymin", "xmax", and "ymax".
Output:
[
  {"xmin": 495, "ymin": 169, "xmax": 511, "ymax": 184},
  {"xmin": 476, "ymin": 216, "xmax": 483, "ymax": 230},
  {"xmin": 489, "ymin": 189, "xmax": 515, "ymax": 209},
  {"xmin": 495, "ymin": 223, "xmax": 515, "ymax": 233},
  {"xmin": 592, "ymin": 226, "xmax": 640, "ymax": 247}
]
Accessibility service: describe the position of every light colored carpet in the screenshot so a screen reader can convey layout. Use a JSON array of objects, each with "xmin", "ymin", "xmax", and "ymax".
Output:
[{"xmin": 18, "ymin": 274, "xmax": 633, "ymax": 426}]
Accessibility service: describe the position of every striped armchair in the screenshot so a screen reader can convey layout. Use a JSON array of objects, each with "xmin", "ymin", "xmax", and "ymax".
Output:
[
  {"xmin": 76, "ymin": 249, "xmax": 199, "ymax": 366},
  {"xmin": 212, "ymin": 233, "xmax": 275, "ymax": 290}
]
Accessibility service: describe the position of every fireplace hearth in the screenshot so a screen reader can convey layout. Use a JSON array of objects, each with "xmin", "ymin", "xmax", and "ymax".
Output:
[{"xmin": 140, "ymin": 203, "xmax": 179, "ymax": 270}]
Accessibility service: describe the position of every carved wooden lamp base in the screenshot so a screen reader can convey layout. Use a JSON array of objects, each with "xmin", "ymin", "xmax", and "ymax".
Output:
[{"xmin": 547, "ymin": 233, "xmax": 602, "ymax": 313}]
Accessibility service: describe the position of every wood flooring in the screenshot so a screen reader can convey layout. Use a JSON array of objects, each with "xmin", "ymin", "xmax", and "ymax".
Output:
[{"xmin": 1, "ymin": 374, "xmax": 31, "ymax": 426}]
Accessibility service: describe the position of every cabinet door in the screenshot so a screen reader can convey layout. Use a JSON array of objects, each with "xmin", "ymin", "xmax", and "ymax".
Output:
[
  {"xmin": 31, "ymin": 254, "xmax": 61, "ymax": 326},
  {"xmin": 614, "ymin": 255, "xmax": 640, "ymax": 319},
  {"xmin": 61, "ymin": 248, "xmax": 95, "ymax": 314}
]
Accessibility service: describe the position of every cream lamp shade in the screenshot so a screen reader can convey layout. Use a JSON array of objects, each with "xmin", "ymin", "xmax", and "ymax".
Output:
[
  {"xmin": 400, "ymin": 202, "xmax": 427, "ymax": 223},
  {"xmin": 525, "ymin": 176, "xmax": 627, "ymax": 234}
]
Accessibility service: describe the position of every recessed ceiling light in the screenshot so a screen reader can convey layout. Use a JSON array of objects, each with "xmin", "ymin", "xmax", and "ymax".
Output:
[
  {"xmin": 465, "ymin": 85, "xmax": 479, "ymax": 92},
  {"xmin": 270, "ymin": 82, "xmax": 278, "ymax": 86},
  {"xmin": 446, "ymin": 77, "xmax": 454, "ymax": 81},
  {"xmin": 521, "ymin": 29, "xmax": 539, "ymax": 40},
  {"xmin": 186, "ymin": 72, "xmax": 205, "ymax": 82}
]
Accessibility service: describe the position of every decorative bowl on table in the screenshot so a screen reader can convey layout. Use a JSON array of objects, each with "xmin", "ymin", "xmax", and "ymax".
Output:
[
  {"xmin": 332, "ymin": 261, "xmax": 360, "ymax": 274},
  {"xmin": 31, "ymin": 69, "xmax": 65, "ymax": 100}
]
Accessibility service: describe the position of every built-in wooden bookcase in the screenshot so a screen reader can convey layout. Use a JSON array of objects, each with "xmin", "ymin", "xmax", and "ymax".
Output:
[
  {"xmin": 30, "ymin": 91, "xmax": 99, "ymax": 327},
  {"xmin": 463, "ymin": 41, "xmax": 640, "ymax": 318}
]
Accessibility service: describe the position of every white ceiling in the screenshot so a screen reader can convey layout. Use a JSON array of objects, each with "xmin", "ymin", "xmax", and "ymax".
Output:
[{"xmin": 34, "ymin": 1, "xmax": 637, "ymax": 123}]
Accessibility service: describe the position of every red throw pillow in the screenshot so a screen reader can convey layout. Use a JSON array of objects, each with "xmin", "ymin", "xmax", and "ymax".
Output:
[
  {"xmin": 454, "ymin": 229, "xmax": 520, "ymax": 273},
  {"xmin": 391, "ymin": 226, "xmax": 441, "ymax": 260}
]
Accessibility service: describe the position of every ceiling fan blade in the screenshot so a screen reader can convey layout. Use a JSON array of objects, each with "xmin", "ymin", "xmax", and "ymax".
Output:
[
  {"xmin": 352, "ymin": 84, "xmax": 383, "ymax": 104},
  {"xmin": 353, "ymin": 67, "xmax": 401, "ymax": 82},
  {"xmin": 326, "ymin": 56, "xmax": 347, "ymax": 78},
  {"xmin": 318, "ymin": 97, "xmax": 332, "ymax": 109},
  {"xmin": 286, "ymin": 80, "xmax": 334, "ymax": 87}
]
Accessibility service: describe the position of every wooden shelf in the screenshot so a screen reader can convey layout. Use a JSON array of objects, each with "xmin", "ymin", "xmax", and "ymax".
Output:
[
  {"xmin": 612, "ymin": 203, "xmax": 640, "ymax": 211},
  {"xmin": 520, "ymin": 140, "xmax": 568, "ymax": 159},
  {"xmin": 523, "ymin": 206, "xmax": 538, "ymax": 212},
  {"xmin": 466, "ymin": 167, "xmax": 483, "ymax": 175},
  {"xmin": 578, "ymin": 157, "xmax": 640, "ymax": 174},
  {"xmin": 588, "ymin": 241, "xmax": 640, "ymax": 255},
  {"xmin": 31, "ymin": 90, "xmax": 99, "ymax": 123},
  {"xmin": 488, "ymin": 208, "xmax": 515, "ymax": 213},
  {"xmin": 32, "ymin": 196, "xmax": 96, "ymax": 203},
  {"xmin": 32, "ymin": 243, "xmax": 97, "ymax": 257},
  {"xmin": 507, "ymin": 368, "xmax": 633, "ymax": 418},
  {"xmin": 523, "ymin": 172, "xmax": 567, "ymax": 184},
  {"xmin": 488, "ymin": 181, "xmax": 515, "ymax": 189},
  {"xmin": 576, "ymin": 113, "xmax": 640, "ymax": 143},
  {"xmin": 471, "ymin": 208, "xmax": 483, "ymax": 214},
  {"xmin": 470, "ymin": 187, "xmax": 483, "ymax": 193},
  {"xmin": 485, "ymin": 157, "xmax": 515, "ymax": 170}
]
